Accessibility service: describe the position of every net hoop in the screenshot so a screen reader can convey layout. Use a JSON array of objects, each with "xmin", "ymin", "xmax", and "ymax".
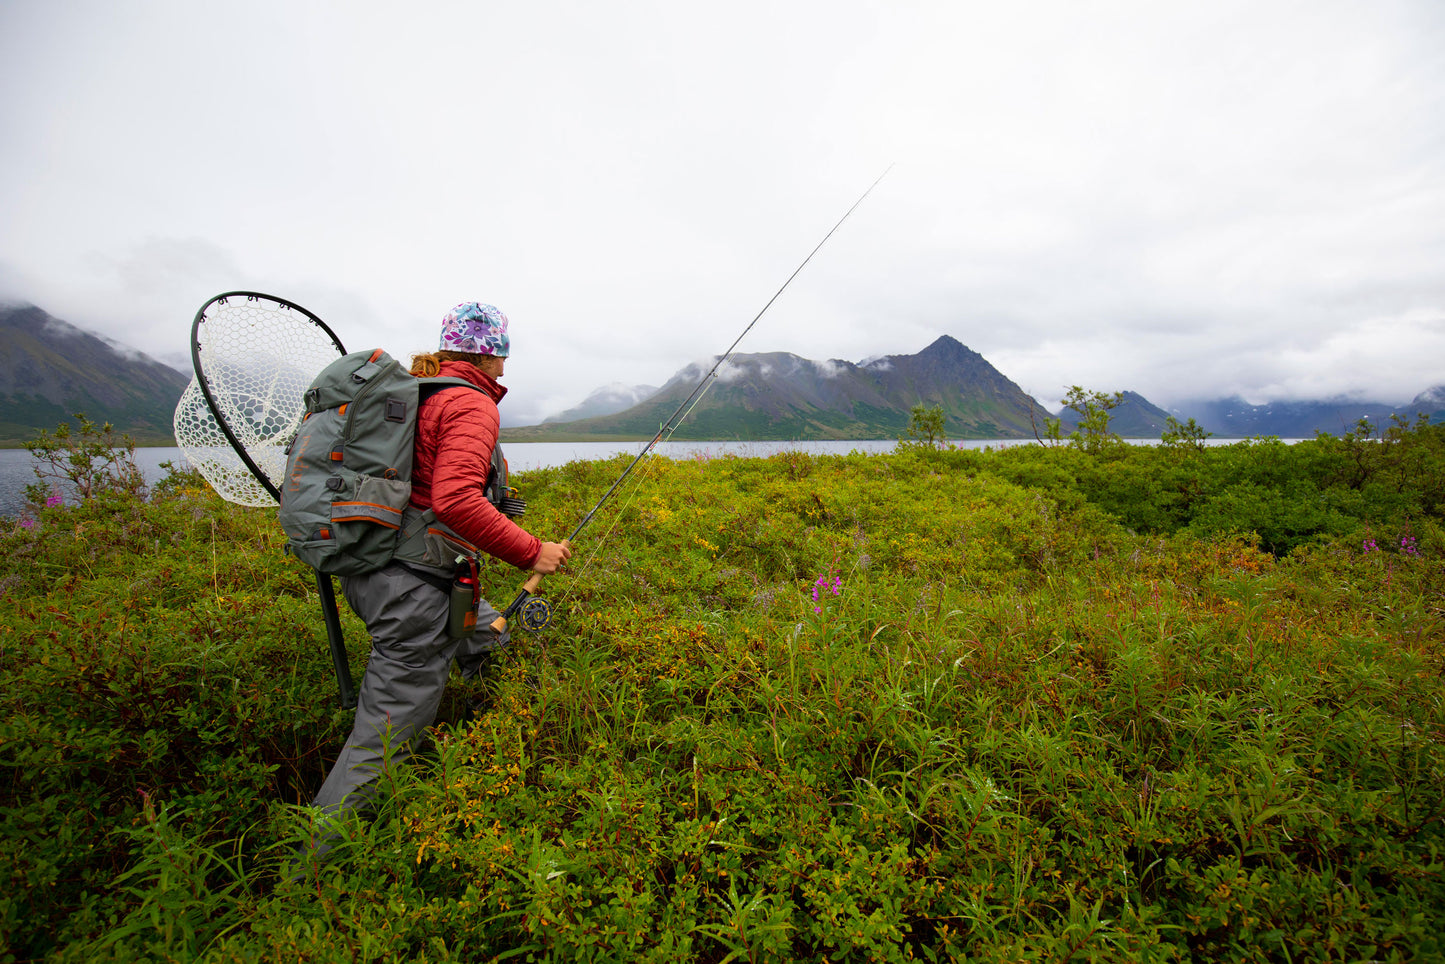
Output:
[{"xmin": 173, "ymin": 291, "xmax": 345, "ymax": 506}]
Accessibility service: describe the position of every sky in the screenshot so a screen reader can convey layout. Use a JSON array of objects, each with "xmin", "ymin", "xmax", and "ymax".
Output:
[{"xmin": 2, "ymin": 0, "xmax": 1442, "ymax": 426}]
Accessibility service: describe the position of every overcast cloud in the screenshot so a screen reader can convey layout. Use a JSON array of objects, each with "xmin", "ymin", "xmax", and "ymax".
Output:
[{"xmin": 2, "ymin": 0, "xmax": 1442, "ymax": 425}]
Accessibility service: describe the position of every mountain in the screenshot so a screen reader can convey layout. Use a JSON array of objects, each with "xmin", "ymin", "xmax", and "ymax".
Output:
[
  {"xmin": 1054, "ymin": 390, "xmax": 1175, "ymax": 437},
  {"xmin": 0, "ymin": 304, "xmax": 188, "ymax": 444},
  {"xmin": 1184, "ymin": 396, "xmax": 1417, "ymax": 439},
  {"xmin": 543, "ymin": 382, "xmax": 659, "ymax": 423},
  {"xmin": 1411, "ymin": 386, "xmax": 1445, "ymax": 423},
  {"xmin": 505, "ymin": 336, "xmax": 1056, "ymax": 441},
  {"xmin": 1109, "ymin": 391, "xmax": 1176, "ymax": 436}
]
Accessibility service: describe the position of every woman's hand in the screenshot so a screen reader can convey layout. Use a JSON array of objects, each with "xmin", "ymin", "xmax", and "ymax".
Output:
[{"xmin": 532, "ymin": 541, "xmax": 572, "ymax": 574}]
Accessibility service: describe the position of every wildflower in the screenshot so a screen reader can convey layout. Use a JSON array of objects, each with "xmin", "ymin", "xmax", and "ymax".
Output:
[
  {"xmin": 811, "ymin": 574, "xmax": 842, "ymax": 613},
  {"xmin": 19, "ymin": 519, "xmax": 34, "ymax": 530},
  {"xmin": 45, "ymin": 491, "xmax": 63, "ymax": 508},
  {"xmin": 1401, "ymin": 535, "xmax": 1421, "ymax": 557},
  {"xmin": 1362, "ymin": 537, "xmax": 1378, "ymax": 553}
]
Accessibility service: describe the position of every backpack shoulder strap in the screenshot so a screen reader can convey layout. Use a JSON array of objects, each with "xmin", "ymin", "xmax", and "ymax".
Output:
[{"xmin": 417, "ymin": 376, "xmax": 485, "ymax": 403}]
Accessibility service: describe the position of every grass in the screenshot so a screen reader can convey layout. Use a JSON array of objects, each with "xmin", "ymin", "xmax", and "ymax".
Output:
[{"xmin": 1, "ymin": 435, "xmax": 1443, "ymax": 962}]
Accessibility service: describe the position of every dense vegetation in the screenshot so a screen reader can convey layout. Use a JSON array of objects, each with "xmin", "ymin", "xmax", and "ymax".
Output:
[{"xmin": 2, "ymin": 417, "xmax": 1443, "ymax": 961}]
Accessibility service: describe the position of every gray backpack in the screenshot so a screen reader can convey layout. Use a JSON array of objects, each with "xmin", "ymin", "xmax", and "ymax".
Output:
[{"xmin": 279, "ymin": 348, "xmax": 515, "ymax": 576}]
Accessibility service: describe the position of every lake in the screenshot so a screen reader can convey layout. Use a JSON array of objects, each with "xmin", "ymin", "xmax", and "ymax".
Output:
[{"xmin": 0, "ymin": 438, "xmax": 1052, "ymax": 517}]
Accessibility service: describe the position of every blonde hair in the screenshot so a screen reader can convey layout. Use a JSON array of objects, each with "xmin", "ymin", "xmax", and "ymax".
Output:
[{"xmin": 410, "ymin": 350, "xmax": 501, "ymax": 377}]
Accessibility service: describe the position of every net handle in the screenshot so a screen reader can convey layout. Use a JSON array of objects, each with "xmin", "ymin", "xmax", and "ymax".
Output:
[{"xmin": 189, "ymin": 291, "xmax": 347, "ymax": 503}]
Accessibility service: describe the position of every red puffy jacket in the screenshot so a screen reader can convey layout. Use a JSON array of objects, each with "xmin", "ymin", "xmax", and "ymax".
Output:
[{"xmin": 409, "ymin": 361, "xmax": 541, "ymax": 570}]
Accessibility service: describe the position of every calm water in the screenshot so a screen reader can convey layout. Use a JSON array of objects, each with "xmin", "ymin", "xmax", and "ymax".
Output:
[
  {"xmin": 0, "ymin": 446, "xmax": 190, "ymax": 517},
  {"xmin": 2, "ymin": 435, "xmax": 1281, "ymax": 517},
  {"xmin": 501, "ymin": 437, "xmax": 1039, "ymax": 469},
  {"xmin": 0, "ymin": 438, "xmax": 1046, "ymax": 517}
]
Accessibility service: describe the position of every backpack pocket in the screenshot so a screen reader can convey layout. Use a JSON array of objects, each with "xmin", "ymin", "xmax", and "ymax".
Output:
[
  {"xmin": 419, "ymin": 524, "xmax": 480, "ymax": 568},
  {"xmin": 332, "ymin": 475, "xmax": 412, "ymax": 529},
  {"xmin": 317, "ymin": 473, "xmax": 412, "ymax": 574},
  {"xmin": 282, "ymin": 469, "xmax": 413, "ymax": 576}
]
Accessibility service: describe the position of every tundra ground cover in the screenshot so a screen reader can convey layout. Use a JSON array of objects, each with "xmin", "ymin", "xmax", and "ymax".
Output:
[{"xmin": 2, "ymin": 427, "xmax": 1443, "ymax": 962}]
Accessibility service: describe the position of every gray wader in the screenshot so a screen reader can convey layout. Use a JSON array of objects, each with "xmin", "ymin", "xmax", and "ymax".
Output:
[{"xmin": 312, "ymin": 563, "xmax": 507, "ymax": 815}]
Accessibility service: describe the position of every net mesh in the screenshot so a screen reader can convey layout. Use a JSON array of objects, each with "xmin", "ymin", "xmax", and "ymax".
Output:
[{"xmin": 173, "ymin": 295, "xmax": 343, "ymax": 507}]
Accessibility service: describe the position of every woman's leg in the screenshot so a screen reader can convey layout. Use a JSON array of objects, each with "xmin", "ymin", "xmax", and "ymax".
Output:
[{"xmin": 312, "ymin": 565, "xmax": 455, "ymax": 815}]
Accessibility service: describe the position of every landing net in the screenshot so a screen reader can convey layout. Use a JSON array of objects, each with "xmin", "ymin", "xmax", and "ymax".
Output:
[{"xmin": 173, "ymin": 292, "xmax": 345, "ymax": 507}]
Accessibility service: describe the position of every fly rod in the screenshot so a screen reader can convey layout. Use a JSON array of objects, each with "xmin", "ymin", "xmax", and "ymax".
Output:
[{"xmin": 493, "ymin": 167, "xmax": 892, "ymax": 633}]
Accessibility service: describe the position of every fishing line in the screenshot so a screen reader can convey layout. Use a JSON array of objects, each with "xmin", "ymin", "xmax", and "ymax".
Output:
[
  {"xmin": 496, "ymin": 165, "xmax": 893, "ymax": 633},
  {"xmin": 543, "ymin": 447, "xmax": 660, "ymax": 618},
  {"xmin": 537, "ymin": 318, "xmax": 771, "ymax": 620},
  {"xmin": 534, "ymin": 367, "xmax": 722, "ymax": 630},
  {"xmin": 537, "ymin": 370, "xmax": 721, "ymax": 621}
]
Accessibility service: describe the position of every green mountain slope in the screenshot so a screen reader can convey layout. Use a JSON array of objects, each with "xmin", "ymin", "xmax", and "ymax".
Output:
[
  {"xmin": 505, "ymin": 335, "xmax": 1056, "ymax": 441},
  {"xmin": 0, "ymin": 304, "xmax": 188, "ymax": 444}
]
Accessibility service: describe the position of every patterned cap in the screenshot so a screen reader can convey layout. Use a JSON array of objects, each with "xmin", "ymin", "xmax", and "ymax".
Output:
[{"xmin": 439, "ymin": 302, "xmax": 510, "ymax": 357}]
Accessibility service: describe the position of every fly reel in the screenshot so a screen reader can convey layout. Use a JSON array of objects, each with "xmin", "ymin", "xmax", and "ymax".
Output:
[{"xmin": 517, "ymin": 596, "xmax": 552, "ymax": 632}]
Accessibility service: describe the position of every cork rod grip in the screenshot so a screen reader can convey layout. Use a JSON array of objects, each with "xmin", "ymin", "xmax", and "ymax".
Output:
[{"xmin": 489, "ymin": 540, "xmax": 568, "ymax": 634}]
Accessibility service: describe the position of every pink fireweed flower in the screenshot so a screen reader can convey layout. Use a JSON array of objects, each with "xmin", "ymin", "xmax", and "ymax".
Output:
[
  {"xmin": 45, "ymin": 491, "xmax": 63, "ymax": 508},
  {"xmin": 811, "ymin": 574, "xmax": 842, "ymax": 613}
]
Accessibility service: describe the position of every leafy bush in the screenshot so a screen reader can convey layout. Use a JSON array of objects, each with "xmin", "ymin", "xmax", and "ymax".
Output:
[
  {"xmin": 970, "ymin": 423, "xmax": 1445, "ymax": 555},
  {"xmin": 2, "ymin": 430, "xmax": 1443, "ymax": 962},
  {"xmin": 21, "ymin": 413, "xmax": 147, "ymax": 509},
  {"xmin": 898, "ymin": 404, "xmax": 946, "ymax": 451},
  {"xmin": 0, "ymin": 474, "xmax": 362, "ymax": 959}
]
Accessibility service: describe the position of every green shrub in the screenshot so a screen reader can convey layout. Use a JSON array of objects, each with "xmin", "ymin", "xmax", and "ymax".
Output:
[{"xmin": 2, "ymin": 433, "xmax": 1443, "ymax": 962}]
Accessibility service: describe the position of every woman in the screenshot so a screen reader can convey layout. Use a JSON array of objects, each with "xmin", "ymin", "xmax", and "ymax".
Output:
[{"xmin": 312, "ymin": 302, "xmax": 570, "ymax": 817}]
